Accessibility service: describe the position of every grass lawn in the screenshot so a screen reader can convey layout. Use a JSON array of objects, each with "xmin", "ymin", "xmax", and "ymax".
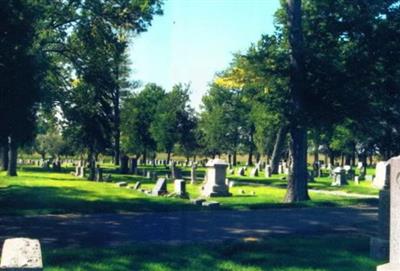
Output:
[
  {"xmin": 0, "ymin": 166, "xmax": 377, "ymax": 216},
  {"xmin": 227, "ymin": 167, "xmax": 379, "ymax": 196},
  {"xmin": 44, "ymin": 235, "xmax": 382, "ymax": 271}
]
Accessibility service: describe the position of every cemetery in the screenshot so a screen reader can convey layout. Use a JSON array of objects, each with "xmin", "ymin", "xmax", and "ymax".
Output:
[{"xmin": 1, "ymin": 0, "xmax": 399, "ymax": 270}]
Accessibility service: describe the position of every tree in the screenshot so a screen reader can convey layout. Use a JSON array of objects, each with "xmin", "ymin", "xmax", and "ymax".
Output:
[
  {"xmin": 121, "ymin": 83, "xmax": 166, "ymax": 160},
  {"xmin": 0, "ymin": 0, "xmax": 41, "ymax": 176},
  {"xmin": 150, "ymin": 84, "xmax": 193, "ymax": 163},
  {"xmin": 283, "ymin": 0, "xmax": 310, "ymax": 202}
]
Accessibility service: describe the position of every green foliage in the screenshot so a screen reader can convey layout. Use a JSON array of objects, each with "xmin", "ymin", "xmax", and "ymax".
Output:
[
  {"xmin": 150, "ymin": 84, "xmax": 195, "ymax": 156},
  {"xmin": 121, "ymin": 83, "xmax": 166, "ymax": 156}
]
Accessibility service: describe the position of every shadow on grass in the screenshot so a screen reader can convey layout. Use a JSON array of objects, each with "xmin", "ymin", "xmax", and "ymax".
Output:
[
  {"xmin": 43, "ymin": 235, "xmax": 382, "ymax": 271},
  {"xmin": 0, "ymin": 185, "xmax": 199, "ymax": 216}
]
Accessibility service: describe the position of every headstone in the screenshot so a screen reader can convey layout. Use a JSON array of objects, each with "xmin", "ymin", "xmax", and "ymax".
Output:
[
  {"xmin": 250, "ymin": 167, "xmax": 259, "ymax": 177},
  {"xmin": 95, "ymin": 166, "xmax": 103, "ymax": 182},
  {"xmin": 371, "ymin": 162, "xmax": 390, "ymax": 260},
  {"xmin": 283, "ymin": 167, "xmax": 289, "ymax": 175},
  {"xmin": 313, "ymin": 161, "xmax": 321, "ymax": 177},
  {"xmin": 78, "ymin": 166, "xmax": 85, "ymax": 178},
  {"xmin": 265, "ymin": 165, "xmax": 272, "ymax": 178},
  {"xmin": 170, "ymin": 162, "xmax": 182, "ymax": 179},
  {"xmin": 0, "ymin": 238, "xmax": 43, "ymax": 270},
  {"xmin": 146, "ymin": 171, "xmax": 151, "ymax": 179},
  {"xmin": 377, "ymin": 156, "xmax": 400, "ymax": 270},
  {"xmin": 366, "ymin": 175, "xmax": 374, "ymax": 181},
  {"xmin": 120, "ymin": 155, "xmax": 129, "ymax": 174},
  {"xmin": 201, "ymin": 159, "xmax": 231, "ymax": 197},
  {"xmin": 133, "ymin": 181, "xmax": 141, "ymax": 190},
  {"xmin": 357, "ymin": 162, "xmax": 363, "ymax": 169},
  {"xmin": 152, "ymin": 178, "xmax": 167, "ymax": 196},
  {"xmin": 116, "ymin": 182, "xmax": 128, "ymax": 187},
  {"xmin": 174, "ymin": 179, "xmax": 187, "ymax": 197},
  {"xmin": 237, "ymin": 167, "xmax": 245, "ymax": 176},
  {"xmin": 190, "ymin": 164, "xmax": 197, "ymax": 184},
  {"xmin": 331, "ymin": 167, "xmax": 347, "ymax": 186},
  {"xmin": 308, "ymin": 171, "xmax": 315, "ymax": 183},
  {"xmin": 129, "ymin": 158, "xmax": 137, "ymax": 174},
  {"xmin": 75, "ymin": 166, "xmax": 80, "ymax": 177},
  {"xmin": 202, "ymin": 201, "xmax": 220, "ymax": 207},
  {"xmin": 354, "ymin": 176, "xmax": 360, "ymax": 185},
  {"xmin": 191, "ymin": 198, "xmax": 206, "ymax": 206},
  {"xmin": 278, "ymin": 164, "xmax": 283, "ymax": 174},
  {"xmin": 374, "ymin": 161, "xmax": 389, "ymax": 190}
]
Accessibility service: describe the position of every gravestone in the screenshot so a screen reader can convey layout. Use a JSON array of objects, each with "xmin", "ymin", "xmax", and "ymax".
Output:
[
  {"xmin": 116, "ymin": 182, "xmax": 128, "ymax": 187},
  {"xmin": 152, "ymin": 178, "xmax": 167, "ymax": 196},
  {"xmin": 129, "ymin": 158, "xmax": 137, "ymax": 174},
  {"xmin": 278, "ymin": 164, "xmax": 284, "ymax": 174},
  {"xmin": 170, "ymin": 162, "xmax": 182, "ymax": 179},
  {"xmin": 377, "ymin": 156, "xmax": 400, "ymax": 271},
  {"xmin": 0, "ymin": 238, "xmax": 43, "ymax": 271},
  {"xmin": 120, "ymin": 155, "xmax": 129, "ymax": 174},
  {"xmin": 78, "ymin": 166, "xmax": 85, "ymax": 178},
  {"xmin": 371, "ymin": 163, "xmax": 390, "ymax": 260},
  {"xmin": 250, "ymin": 167, "xmax": 259, "ymax": 177},
  {"xmin": 190, "ymin": 164, "xmax": 197, "ymax": 184},
  {"xmin": 374, "ymin": 161, "xmax": 389, "ymax": 190},
  {"xmin": 201, "ymin": 159, "xmax": 231, "ymax": 197},
  {"xmin": 313, "ymin": 161, "xmax": 321, "ymax": 177},
  {"xmin": 331, "ymin": 167, "xmax": 347, "ymax": 186},
  {"xmin": 308, "ymin": 171, "xmax": 315, "ymax": 183},
  {"xmin": 237, "ymin": 167, "xmax": 245, "ymax": 176},
  {"xmin": 133, "ymin": 181, "xmax": 141, "ymax": 190},
  {"xmin": 146, "ymin": 171, "xmax": 151, "ymax": 179},
  {"xmin": 95, "ymin": 166, "xmax": 103, "ymax": 182},
  {"xmin": 75, "ymin": 166, "xmax": 80, "ymax": 177},
  {"xmin": 174, "ymin": 179, "xmax": 187, "ymax": 197},
  {"xmin": 265, "ymin": 165, "xmax": 272, "ymax": 178}
]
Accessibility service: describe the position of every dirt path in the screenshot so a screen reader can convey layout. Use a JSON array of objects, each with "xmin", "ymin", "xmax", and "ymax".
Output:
[{"xmin": 0, "ymin": 206, "xmax": 377, "ymax": 248}]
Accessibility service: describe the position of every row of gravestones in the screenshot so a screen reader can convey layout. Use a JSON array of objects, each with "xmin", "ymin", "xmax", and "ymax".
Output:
[{"xmin": 330, "ymin": 162, "xmax": 385, "ymax": 187}]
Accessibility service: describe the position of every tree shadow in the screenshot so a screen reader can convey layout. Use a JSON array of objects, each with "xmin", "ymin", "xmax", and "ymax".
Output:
[{"xmin": 43, "ymin": 235, "xmax": 381, "ymax": 270}]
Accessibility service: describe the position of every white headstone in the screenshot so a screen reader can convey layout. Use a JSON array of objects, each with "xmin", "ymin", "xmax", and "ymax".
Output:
[
  {"xmin": 377, "ymin": 156, "xmax": 400, "ymax": 270},
  {"xmin": 374, "ymin": 161, "xmax": 389, "ymax": 190},
  {"xmin": 201, "ymin": 159, "xmax": 231, "ymax": 197},
  {"xmin": 0, "ymin": 238, "xmax": 43, "ymax": 270}
]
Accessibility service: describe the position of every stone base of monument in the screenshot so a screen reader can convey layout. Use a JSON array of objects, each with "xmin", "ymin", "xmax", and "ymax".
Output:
[
  {"xmin": 370, "ymin": 237, "xmax": 389, "ymax": 260},
  {"xmin": 202, "ymin": 184, "xmax": 231, "ymax": 197},
  {"xmin": 377, "ymin": 263, "xmax": 400, "ymax": 271}
]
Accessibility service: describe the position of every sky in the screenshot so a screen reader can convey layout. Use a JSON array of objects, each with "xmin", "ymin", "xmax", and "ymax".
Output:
[{"xmin": 129, "ymin": 0, "xmax": 281, "ymax": 110}]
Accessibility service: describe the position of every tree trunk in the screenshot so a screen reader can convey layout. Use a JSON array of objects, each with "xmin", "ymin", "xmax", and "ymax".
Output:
[
  {"xmin": 284, "ymin": 0, "xmax": 309, "ymax": 202},
  {"xmin": 142, "ymin": 150, "xmax": 147, "ymax": 164},
  {"xmin": 271, "ymin": 126, "xmax": 288, "ymax": 174},
  {"xmin": 284, "ymin": 127, "xmax": 309, "ymax": 202},
  {"xmin": 313, "ymin": 137, "xmax": 319, "ymax": 164},
  {"xmin": 228, "ymin": 154, "xmax": 232, "ymax": 165},
  {"xmin": 1, "ymin": 143, "xmax": 9, "ymax": 171},
  {"xmin": 7, "ymin": 137, "xmax": 17, "ymax": 177},
  {"xmin": 255, "ymin": 153, "xmax": 261, "ymax": 163},
  {"xmin": 167, "ymin": 151, "xmax": 171, "ymax": 164},
  {"xmin": 233, "ymin": 151, "xmax": 237, "ymax": 166},
  {"xmin": 88, "ymin": 150, "xmax": 96, "ymax": 181}
]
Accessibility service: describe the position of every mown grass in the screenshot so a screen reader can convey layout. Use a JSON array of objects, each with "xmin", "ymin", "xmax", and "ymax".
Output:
[
  {"xmin": 226, "ymin": 167, "xmax": 379, "ymax": 196},
  {"xmin": 0, "ymin": 165, "xmax": 377, "ymax": 216},
  {"xmin": 44, "ymin": 235, "xmax": 382, "ymax": 271}
]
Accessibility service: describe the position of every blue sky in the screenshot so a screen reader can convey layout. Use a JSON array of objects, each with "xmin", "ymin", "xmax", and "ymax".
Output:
[{"xmin": 129, "ymin": 0, "xmax": 281, "ymax": 110}]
